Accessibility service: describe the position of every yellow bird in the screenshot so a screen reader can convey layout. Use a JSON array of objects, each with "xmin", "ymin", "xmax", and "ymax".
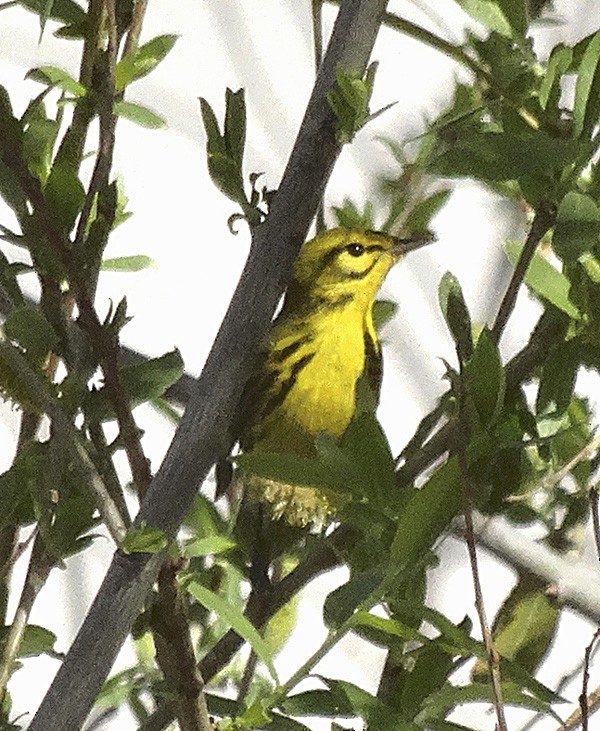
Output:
[{"xmin": 233, "ymin": 227, "xmax": 430, "ymax": 526}]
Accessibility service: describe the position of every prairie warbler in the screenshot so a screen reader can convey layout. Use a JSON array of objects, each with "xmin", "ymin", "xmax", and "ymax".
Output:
[{"xmin": 233, "ymin": 227, "xmax": 430, "ymax": 526}]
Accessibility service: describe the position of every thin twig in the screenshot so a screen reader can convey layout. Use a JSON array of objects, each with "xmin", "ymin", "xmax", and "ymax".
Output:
[
  {"xmin": 491, "ymin": 203, "xmax": 556, "ymax": 343},
  {"xmin": 0, "ymin": 334, "xmax": 128, "ymax": 544},
  {"xmin": 458, "ymin": 431, "xmax": 508, "ymax": 731},
  {"xmin": 580, "ymin": 628, "xmax": 600, "ymax": 731},
  {"xmin": 0, "ymin": 535, "xmax": 53, "ymax": 705},
  {"xmin": 547, "ymin": 434, "xmax": 600, "ymax": 491},
  {"xmin": 122, "ymin": 0, "xmax": 150, "ymax": 56},
  {"xmin": 591, "ymin": 488, "xmax": 600, "ymax": 561}
]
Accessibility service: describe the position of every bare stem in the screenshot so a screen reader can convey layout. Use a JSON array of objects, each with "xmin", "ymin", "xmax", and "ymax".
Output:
[
  {"xmin": 591, "ymin": 488, "xmax": 600, "ymax": 561},
  {"xmin": 0, "ymin": 535, "xmax": 53, "ymax": 705},
  {"xmin": 491, "ymin": 204, "xmax": 556, "ymax": 343},
  {"xmin": 458, "ymin": 433, "xmax": 508, "ymax": 731},
  {"xmin": 122, "ymin": 0, "xmax": 150, "ymax": 56}
]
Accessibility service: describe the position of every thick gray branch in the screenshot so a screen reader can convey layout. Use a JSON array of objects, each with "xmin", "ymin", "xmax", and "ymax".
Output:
[{"xmin": 28, "ymin": 2, "xmax": 389, "ymax": 729}]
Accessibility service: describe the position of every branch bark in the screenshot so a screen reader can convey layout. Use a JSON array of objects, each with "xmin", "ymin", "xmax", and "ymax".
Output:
[{"xmin": 28, "ymin": 2, "xmax": 390, "ymax": 729}]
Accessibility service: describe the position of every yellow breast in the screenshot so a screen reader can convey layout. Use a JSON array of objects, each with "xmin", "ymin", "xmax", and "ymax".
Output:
[{"xmin": 251, "ymin": 306, "xmax": 371, "ymax": 455}]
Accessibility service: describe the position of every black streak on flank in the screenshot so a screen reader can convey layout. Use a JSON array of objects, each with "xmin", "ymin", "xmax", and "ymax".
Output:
[
  {"xmin": 260, "ymin": 351, "xmax": 317, "ymax": 418},
  {"xmin": 269, "ymin": 335, "xmax": 313, "ymax": 364}
]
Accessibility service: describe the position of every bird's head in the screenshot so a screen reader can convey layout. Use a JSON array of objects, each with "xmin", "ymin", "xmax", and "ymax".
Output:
[{"xmin": 288, "ymin": 227, "xmax": 431, "ymax": 309}]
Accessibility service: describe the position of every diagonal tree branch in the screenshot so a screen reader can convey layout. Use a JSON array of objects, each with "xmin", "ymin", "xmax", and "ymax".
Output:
[{"xmin": 28, "ymin": 2, "xmax": 390, "ymax": 729}]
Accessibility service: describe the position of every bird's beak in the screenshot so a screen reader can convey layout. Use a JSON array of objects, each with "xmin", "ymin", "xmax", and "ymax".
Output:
[{"xmin": 391, "ymin": 232, "xmax": 435, "ymax": 257}]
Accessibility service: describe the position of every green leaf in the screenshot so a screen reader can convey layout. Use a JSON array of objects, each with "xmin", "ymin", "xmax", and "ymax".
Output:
[
  {"xmin": 41, "ymin": 487, "xmax": 97, "ymax": 559},
  {"xmin": 453, "ymin": 0, "xmax": 514, "ymax": 36},
  {"xmin": 327, "ymin": 62, "xmax": 378, "ymax": 144},
  {"xmin": 44, "ymin": 160, "xmax": 85, "ymax": 232},
  {"xmin": 466, "ymin": 328, "xmax": 505, "ymax": 427},
  {"xmin": 504, "ymin": 240, "xmax": 581, "ymax": 319},
  {"xmin": 121, "ymin": 523, "xmax": 168, "ymax": 554},
  {"xmin": 391, "ymin": 459, "xmax": 462, "ymax": 566},
  {"xmin": 536, "ymin": 340, "xmax": 581, "ymax": 416},
  {"xmin": 429, "ymin": 130, "xmax": 576, "ymax": 184},
  {"xmin": 417, "ymin": 680, "xmax": 559, "ymax": 723},
  {"xmin": 113, "ymin": 100, "xmax": 165, "ymax": 129},
  {"xmin": 0, "ymin": 441, "xmax": 43, "ymax": 529},
  {"xmin": 114, "ymin": 34, "xmax": 178, "ymax": 91},
  {"xmin": 0, "ymin": 624, "xmax": 58, "ymax": 659},
  {"xmin": 101, "ymin": 255, "xmax": 155, "ymax": 272},
  {"xmin": 554, "ymin": 191, "xmax": 600, "ymax": 261},
  {"xmin": 573, "ymin": 30, "xmax": 600, "ymax": 139},
  {"xmin": 183, "ymin": 535, "xmax": 236, "ymax": 558},
  {"xmin": 17, "ymin": 0, "xmax": 85, "ymax": 26},
  {"xmin": 26, "ymin": 66, "xmax": 86, "ymax": 97},
  {"xmin": 323, "ymin": 570, "xmax": 383, "ymax": 629},
  {"xmin": 372, "ymin": 299, "xmax": 397, "ymax": 330},
  {"xmin": 0, "ymin": 86, "xmax": 28, "ymax": 218},
  {"xmin": 438, "ymin": 272, "xmax": 473, "ymax": 363},
  {"xmin": 473, "ymin": 574, "xmax": 559, "ymax": 679},
  {"xmin": 22, "ymin": 108, "xmax": 59, "ymax": 183},
  {"xmin": 403, "ymin": 189, "xmax": 451, "ymax": 235},
  {"xmin": 4, "ymin": 304, "xmax": 59, "ymax": 363},
  {"xmin": 184, "ymin": 578, "xmax": 279, "ymax": 684},
  {"xmin": 332, "ymin": 197, "xmax": 375, "ymax": 230},
  {"xmin": 88, "ymin": 349, "xmax": 184, "ymax": 422},
  {"xmin": 539, "ymin": 44, "xmax": 573, "ymax": 111},
  {"xmin": 394, "ymin": 641, "xmax": 455, "ymax": 721},
  {"xmin": 199, "ymin": 90, "xmax": 254, "ymax": 216},
  {"xmin": 224, "ymin": 86, "xmax": 246, "ymax": 172}
]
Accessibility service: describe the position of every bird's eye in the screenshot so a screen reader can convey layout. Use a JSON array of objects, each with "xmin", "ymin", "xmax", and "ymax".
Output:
[{"xmin": 346, "ymin": 242, "xmax": 365, "ymax": 257}]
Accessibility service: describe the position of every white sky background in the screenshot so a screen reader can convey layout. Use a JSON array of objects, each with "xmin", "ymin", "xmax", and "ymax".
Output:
[{"xmin": 2, "ymin": 1, "xmax": 600, "ymax": 729}]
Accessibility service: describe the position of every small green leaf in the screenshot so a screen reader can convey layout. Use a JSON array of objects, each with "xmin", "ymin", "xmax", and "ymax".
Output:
[
  {"xmin": 327, "ymin": 62, "xmax": 378, "ymax": 145},
  {"xmin": 184, "ymin": 578, "xmax": 279, "ymax": 684},
  {"xmin": 466, "ymin": 328, "xmax": 505, "ymax": 427},
  {"xmin": 453, "ymin": 0, "xmax": 514, "ymax": 37},
  {"xmin": 323, "ymin": 570, "xmax": 383, "ymax": 629},
  {"xmin": 332, "ymin": 198, "xmax": 375, "ymax": 230},
  {"xmin": 183, "ymin": 535, "xmax": 236, "ymax": 558},
  {"xmin": 101, "ymin": 255, "xmax": 155, "ymax": 272},
  {"xmin": 540, "ymin": 44, "xmax": 573, "ymax": 111},
  {"xmin": 22, "ymin": 111, "xmax": 59, "ymax": 183},
  {"xmin": 573, "ymin": 30, "xmax": 600, "ymax": 138},
  {"xmin": 403, "ymin": 189, "xmax": 451, "ymax": 235},
  {"xmin": 0, "ymin": 624, "xmax": 58, "ymax": 659},
  {"xmin": 391, "ymin": 458, "xmax": 462, "ymax": 565},
  {"xmin": 26, "ymin": 65, "xmax": 86, "ymax": 97},
  {"xmin": 536, "ymin": 340, "xmax": 581, "ymax": 416},
  {"xmin": 114, "ymin": 34, "xmax": 178, "ymax": 91},
  {"xmin": 5, "ymin": 304, "xmax": 59, "ymax": 363},
  {"xmin": 554, "ymin": 191, "xmax": 600, "ymax": 261},
  {"xmin": 113, "ymin": 100, "xmax": 165, "ymax": 128},
  {"xmin": 473, "ymin": 574, "xmax": 559, "ymax": 679},
  {"xmin": 504, "ymin": 240, "xmax": 581, "ymax": 319},
  {"xmin": 88, "ymin": 349, "xmax": 184, "ymax": 421},
  {"xmin": 224, "ymin": 86, "xmax": 246, "ymax": 171},
  {"xmin": 372, "ymin": 299, "xmax": 397, "ymax": 330},
  {"xmin": 438, "ymin": 272, "xmax": 473, "ymax": 363},
  {"xmin": 121, "ymin": 523, "xmax": 168, "ymax": 554},
  {"xmin": 44, "ymin": 161, "xmax": 85, "ymax": 232},
  {"xmin": 417, "ymin": 681, "xmax": 560, "ymax": 723},
  {"xmin": 199, "ymin": 90, "xmax": 253, "ymax": 215},
  {"xmin": 17, "ymin": 0, "xmax": 85, "ymax": 26}
]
